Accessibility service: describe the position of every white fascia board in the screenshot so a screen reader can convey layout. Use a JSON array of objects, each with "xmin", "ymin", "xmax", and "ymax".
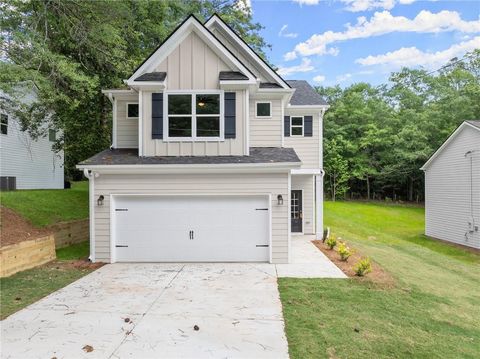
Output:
[
  {"xmin": 420, "ymin": 122, "xmax": 480, "ymax": 171},
  {"xmin": 291, "ymin": 168, "xmax": 323, "ymax": 175},
  {"xmin": 287, "ymin": 104, "xmax": 330, "ymax": 110},
  {"xmin": 128, "ymin": 17, "xmax": 255, "ymax": 83},
  {"xmin": 76, "ymin": 162, "xmax": 301, "ymax": 174},
  {"xmin": 205, "ymin": 16, "xmax": 290, "ymax": 89},
  {"xmin": 102, "ymin": 89, "xmax": 135, "ymax": 95},
  {"xmin": 126, "ymin": 82, "xmax": 166, "ymax": 91}
]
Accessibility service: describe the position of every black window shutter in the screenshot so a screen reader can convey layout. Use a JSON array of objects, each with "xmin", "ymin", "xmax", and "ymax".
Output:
[
  {"xmin": 224, "ymin": 92, "xmax": 236, "ymax": 139},
  {"xmin": 152, "ymin": 93, "xmax": 163, "ymax": 139},
  {"xmin": 304, "ymin": 116, "xmax": 313, "ymax": 137},
  {"xmin": 284, "ymin": 116, "xmax": 290, "ymax": 137}
]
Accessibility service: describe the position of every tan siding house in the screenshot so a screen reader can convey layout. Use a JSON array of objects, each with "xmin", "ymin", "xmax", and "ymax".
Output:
[{"xmin": 78, "ymin": 14, "xmax": 328, "ymax": 264}]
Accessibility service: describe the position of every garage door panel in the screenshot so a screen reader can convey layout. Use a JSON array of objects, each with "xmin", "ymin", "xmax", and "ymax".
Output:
[{"xmin": 114, "ymin": 195, "xmax": 270, "ymax": 262}]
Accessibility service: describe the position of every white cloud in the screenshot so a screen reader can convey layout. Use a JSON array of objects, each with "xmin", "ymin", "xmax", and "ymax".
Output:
[
  {"xmin": 356, "ymin": 36, "xmax": 480, "ymax": 69},
  {"xmin": 341, "ymin": 0, "xmax": 396, "ymax": 12},
  {"xmin": 313, "ymin": 75, "xmax": 326, "ymax": 83},
  {"xmin": 336, "ymin": 73, "xmax": 353, "ymax": 82},
  {"xmin": 293, "ymin": 0, "xmax": 320, "ymax": 5},
  {"xmin": 235, "ymin": 0, "xmax": 252, "ymax": 14},
  {"xmin": 277, "ymin": 58, "xmax": 315, "ymax": 76},
  {"xmin": 284, "ymin": 51, "xmax": 298, "ymax": 61},
  {"xmin": 279, "ymin": 25, "xmax": 298, "ymax": 39},
  {"xmin": 289, "ymin": 10, "xmax": 480, "ymax": 57}
]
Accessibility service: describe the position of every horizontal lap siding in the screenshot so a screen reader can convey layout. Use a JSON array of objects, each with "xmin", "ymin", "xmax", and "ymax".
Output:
[
  {"xmin": 292, "ymin": 175, "xmax": 314, "ymax": 234},
  {"xmin": 249, "ymin": 98, "xmax": 282, "ymax": 147},
  {"xmin": 284, "ymin": 111, "xmax": 320, "ymax": 169},
  {"xmin": 425, "ymin": 126, "xmax": 480, "ymax": 249},
  {"xmin": 93, "ymin": 173, "xmax": 289, "ymax": 263},
  {"xmin": 116, "ymin": 98, "xmax": 138, "ymax": 148}
]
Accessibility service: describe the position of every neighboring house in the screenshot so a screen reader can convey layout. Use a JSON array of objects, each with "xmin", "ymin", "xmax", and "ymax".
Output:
[
  {"xmin": 421, "ymin": 120, "xmax": 480, "ymax": 249},
  {"xmin": 77, "ymin": 14, "xmax": 328, "ymax": 263},
  {"xmin": 0, "ymin": 88, "xmax": 64, "ymax": 190}
]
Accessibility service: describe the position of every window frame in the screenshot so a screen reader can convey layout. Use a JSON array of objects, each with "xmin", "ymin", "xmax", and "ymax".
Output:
[
  {"xmin": 290, "ymin": 116, "xmax": 304, "ymax": 137},
  {"xmin": 163, "ymin": 90, "xmax": 224, "ymax": 142},
  {"xmin": 255, "ymin": 101, "xmax": 272, "ymax": 118},
  {"xmin": 48, "ymin": 129, "xmax": 56, "ymax": 142},
  {"xmin": 1, "ymin": 113, "xmax": 8, "ymax": 135},
  {"xmin": 126, "ymin": 102, "xmax": 139, "ymax": 119}
]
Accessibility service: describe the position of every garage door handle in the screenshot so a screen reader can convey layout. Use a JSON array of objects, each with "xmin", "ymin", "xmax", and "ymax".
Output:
[
  {"xmin": 256, "ymin": 244, "xmax": 269, "ymax": 247},
  {"xmin": 256, "ymin": 208, "xmax": 268, "ymax": 211},
  {"xmin": 116, "ymin": 245, "xmax": 128, "ymax": 248}
]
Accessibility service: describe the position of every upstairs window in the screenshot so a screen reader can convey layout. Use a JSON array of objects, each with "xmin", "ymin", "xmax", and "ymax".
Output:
[
  {"xmin": 166, "ymin": 92, "xmax": 222, "ymax": 140},
  {"xmin": 126, "ymin": 103, "xmax": 139, "ymax": 119},
  {"xmin": 290, "ymin": 116, "xmax": 304, "ymax": 136},
  {"xmin": 1, "ymin": 114, "xmax": 7, "ymax": 135},
  {"xmin": 256, "ymin": 102, "xmax": 271, "ymax": 118},
  {"xmin": 49, "ymin": 129, "xmax": 56, "ymax": 142}
]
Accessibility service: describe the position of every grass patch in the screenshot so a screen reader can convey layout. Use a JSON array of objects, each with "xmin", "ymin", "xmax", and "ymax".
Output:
[
  {"xmin": 279, "ymin": 201, "xmax": 480, "ymax": 358},
  {"xmin": 56, "ymin": 241, "xmax": 90, "ymax": 261},
  {"xmin": 1, "ymin": 242, "xmax": 95, "ymax": 320},
  {"xmin": 0, "ymin": 263, "xmax": 95, "ymax": 320},
  {"xmin": 0, "ymin": 181, "xmax": 88, "ymax": 227}
]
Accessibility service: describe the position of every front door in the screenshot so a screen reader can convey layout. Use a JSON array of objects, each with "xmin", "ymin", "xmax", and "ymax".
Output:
[{"xmin": 291, "ymin": 190, "xmax": 303, "ymax": 233}]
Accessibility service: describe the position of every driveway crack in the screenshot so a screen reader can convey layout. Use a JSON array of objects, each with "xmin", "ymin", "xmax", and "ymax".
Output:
[{"xmin": 107, "ymin": 265, "xmax": 185, "ymax": 358}]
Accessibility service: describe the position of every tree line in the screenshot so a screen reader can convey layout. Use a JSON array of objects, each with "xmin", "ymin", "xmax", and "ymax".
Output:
[{"xmin": 319, "ymin": 50, "xmax": 480, "ymax": 202}]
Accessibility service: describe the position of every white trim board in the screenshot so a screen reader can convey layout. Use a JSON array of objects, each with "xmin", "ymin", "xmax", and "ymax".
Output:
[
  {"xmin": 127, "ymin": 16, "xmax": 255, "ymax": 85},
  {"xmin": 421, "ymin": 121, "xmax": 480, "ymax": 170}
]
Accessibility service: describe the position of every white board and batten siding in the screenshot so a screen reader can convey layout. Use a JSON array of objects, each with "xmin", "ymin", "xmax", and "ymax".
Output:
[
  {"xmin": 93, "ymin": 173, "xmax": 289, "ymax": 263},
  {"xmin": 137, "ymin": 31, "xmax": 246, "ymax": 157},
  {"xmin": 115, "ymin": 94, "xmax": 139, "ymax": 148},
  {"xmin": 424, "ymin": 124, "xmax": 480, "ymax": 249},
  {"xmin": 0, "ymin": 116, "xmax": 64, "ymax": 189}
]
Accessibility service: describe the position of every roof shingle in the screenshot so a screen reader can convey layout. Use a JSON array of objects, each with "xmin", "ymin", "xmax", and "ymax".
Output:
[
  {"xmin": 219, "ymin": 71, "xmax": 249, "ymax": 81},
  {"xmin": 287, "ymin": 80, "xmax": 328, "ymax": 106},
  {"xmin": 134, "ymin": 72, "xmax": 167, "ymax": 82},
  {"xmin": 79, "ymin": 147, "xmax": 301, "ymax": 166}
]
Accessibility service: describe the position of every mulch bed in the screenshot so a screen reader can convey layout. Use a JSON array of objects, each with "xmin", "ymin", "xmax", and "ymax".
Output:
[
  {"xmin": 0, "ymin": 206, "xmax": 51, "ymax": 247},
  {"xmin": 312, "ymin": 240, "xmax": 396, "ymax": 287}
]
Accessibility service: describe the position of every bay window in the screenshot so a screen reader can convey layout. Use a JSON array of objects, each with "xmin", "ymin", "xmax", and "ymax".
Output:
[{"xmin": 166, "ymin": 91, "xmax": 223, "ymax": 140}]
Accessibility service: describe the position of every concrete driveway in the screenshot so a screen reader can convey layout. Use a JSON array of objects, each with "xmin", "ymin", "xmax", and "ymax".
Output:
[{"xmin": 1, "ymin": 263, "xmax": 289, "ymax": 359}]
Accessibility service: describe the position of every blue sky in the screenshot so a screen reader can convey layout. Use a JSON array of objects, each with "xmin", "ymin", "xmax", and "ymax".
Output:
[{"xmin": 248, "ymin": 0, "xmax": 480, "ymax": 87}]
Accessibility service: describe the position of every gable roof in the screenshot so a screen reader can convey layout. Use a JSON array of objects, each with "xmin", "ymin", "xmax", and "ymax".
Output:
[
  {"xmin": 134, "ymin": 72, "xmax": 167, "ymax": 82},
  {"xmin": 219, "ymin": 71, "xmax": 249, "ymax": 81},
  {"xmin": 287, "ymin": 80, "xmax": 328, "ymax": 106},
  {"xmin": 205, "ymin": 14, "xmax": 291, "ymax": 89},
  {"xmin": 127, "ymin": 15, "xmax": 256, "ymax": 85},
  {"xmin": 420, "ymin": 120, "xmax": 480, "ymax": 170}
]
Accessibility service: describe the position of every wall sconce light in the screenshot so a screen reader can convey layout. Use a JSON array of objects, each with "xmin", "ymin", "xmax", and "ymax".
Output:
[
  {"xmin": 277, "ymin": 194, "xmax": 284, "ymax": 206},
  {"xmin": 97, "ymin": 195, "xmax": 104, "ymax": 206}
]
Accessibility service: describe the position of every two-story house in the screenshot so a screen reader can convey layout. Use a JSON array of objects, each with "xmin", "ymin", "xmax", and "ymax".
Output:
[{"xmin": 77, "ymin": 14, "xmax": 328, "ymax": 264}]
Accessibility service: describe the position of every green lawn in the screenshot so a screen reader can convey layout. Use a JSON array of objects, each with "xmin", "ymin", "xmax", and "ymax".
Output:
[
  {"xmin": 279, "ymin": 201, "xmax": 480, "ymax": 359},
  {"xmin": 0, "ymin": 241, "xmax": 93, "ymax": 319},
  {"xmin": 0, "ymin": 181, "xmax": 89, "ymax": 227}
]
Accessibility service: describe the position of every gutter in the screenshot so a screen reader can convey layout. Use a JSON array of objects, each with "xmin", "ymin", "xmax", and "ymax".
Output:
[{"xmin": 83, "ymin": 169, "xmax": 96, "ymax": 262}]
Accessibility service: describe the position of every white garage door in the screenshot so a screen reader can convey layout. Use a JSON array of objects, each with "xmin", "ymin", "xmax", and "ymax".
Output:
[{"xmin": 113, "ymin": 195, "xmax": 270, "ymax": 262}]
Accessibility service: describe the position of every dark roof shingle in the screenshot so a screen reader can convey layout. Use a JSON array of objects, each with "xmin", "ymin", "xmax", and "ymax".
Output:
[
  {"xmin": 259, "ymin": 82, "xmax": 282, "ymax": 89},
  {"xmin": 287, "ymin": 80, "xmax": 328, "ymax": 106},
  {"xmin": 79, "ymin": 147, "xmax": 301, "ymax": 166},
  {"xmin": 134, "ymin": 72, "xmax": 167, "ymax": 82},
  {"xmin": 219, "ymin": 71, "xmax": 249, "ymax": 81}
]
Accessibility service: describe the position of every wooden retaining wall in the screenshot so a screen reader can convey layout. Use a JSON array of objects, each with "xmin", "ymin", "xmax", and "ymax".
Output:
[
  {"xmin": 0, "ymin": 235, "xmax": 56, "ymax": 277},
  {"xmin": 50, "ymin": 219, "xmax": 89, "ymax": 249}
]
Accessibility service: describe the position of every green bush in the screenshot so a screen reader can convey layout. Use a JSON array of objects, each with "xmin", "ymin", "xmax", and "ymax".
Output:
[
  {"xmin": 325, "ymin": 236, "xmax": 337, "ymax": 250},
  {"xmin": 354, "ymin": 257, "xmax": 372, "ymax": 276},
  {"xmin": 338, "ymin": 242, "xmax": 353, "ymax": 261}
]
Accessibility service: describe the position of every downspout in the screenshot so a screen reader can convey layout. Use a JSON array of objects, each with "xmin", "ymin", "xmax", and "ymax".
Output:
[
  {"xmin": 84, "ymin": 169, "xmax": 96, "ymax": 262},
  {"xmin": 464, "ymin": 150, "xmax": 478, "ymax": 240}
]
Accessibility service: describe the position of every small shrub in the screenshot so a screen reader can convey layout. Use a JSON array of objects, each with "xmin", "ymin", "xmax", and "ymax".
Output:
[
  {"xmin": 354, "ymin": 257, "xmax": 372, "ymax": 276},
  {"xmin": 338, "ymin": 242, "xmax": 353, "ymax": 261},
  {"xmin": 325, "ymin": 236, "xmax": 337, "ymax": 250}
]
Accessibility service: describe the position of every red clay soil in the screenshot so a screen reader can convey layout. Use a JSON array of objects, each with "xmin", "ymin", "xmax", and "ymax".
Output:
[
  {"xmin": 312, "ymin": 240, "xmax": 396, "ymax": 288},
  {"xmin": 0, "ymin": 206, "xmax": 51, "ymax": 247}
]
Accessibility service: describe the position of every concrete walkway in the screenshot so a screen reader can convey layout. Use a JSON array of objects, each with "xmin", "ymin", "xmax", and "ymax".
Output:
[
  {"xmin": 276, "ymin": 235, "xmax": 347, "ymax": 278},
  {"xmin": 1, "ymin": 263, "xmax": 289, "ymax": 359},
  {"xmin": 1, "ymin": 236, "xmax": 344, "ymax": 358}
]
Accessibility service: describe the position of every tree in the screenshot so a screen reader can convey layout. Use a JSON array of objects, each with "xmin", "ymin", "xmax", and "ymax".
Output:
[
  {"xmin": 324, "ymin": 137, "xmax": 350, "ymax": 201},
  {"xmin": 0, "ymin": 0, "xmax": 269, "ymax": 179}
]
